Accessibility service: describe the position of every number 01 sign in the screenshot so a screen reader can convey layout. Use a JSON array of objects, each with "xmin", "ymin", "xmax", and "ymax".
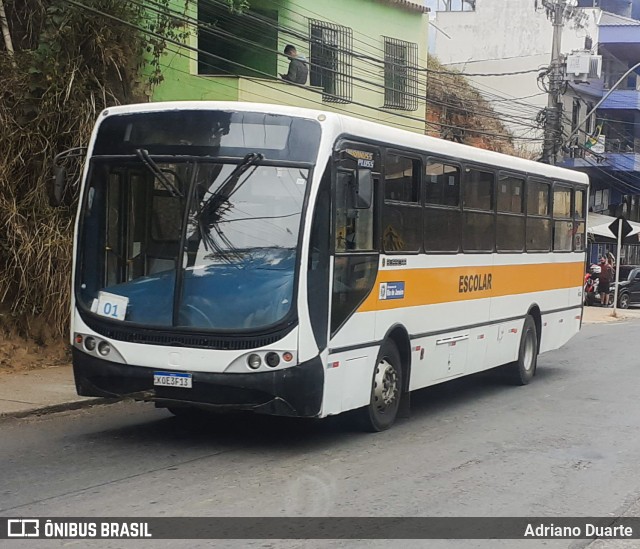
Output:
[{"xmin": 96, "ymin": 291, "xmax": 129, "ymax": 321}]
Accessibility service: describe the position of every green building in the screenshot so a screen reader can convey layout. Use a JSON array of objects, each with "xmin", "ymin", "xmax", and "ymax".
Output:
[{"xmin": 152, "ymin": 0, "xmax": 429, "ymax": 133}]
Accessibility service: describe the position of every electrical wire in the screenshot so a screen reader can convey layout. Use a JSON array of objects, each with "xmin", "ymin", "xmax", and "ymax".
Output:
[{"xmin": 63, "ymin": 0, "xmax": 547, "ymax": 142}]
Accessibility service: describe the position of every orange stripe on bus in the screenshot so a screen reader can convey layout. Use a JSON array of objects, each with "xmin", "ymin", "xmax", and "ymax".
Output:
[{"xmin": 358, "ymin": 262, "xmax": 584, "ymax": 311}]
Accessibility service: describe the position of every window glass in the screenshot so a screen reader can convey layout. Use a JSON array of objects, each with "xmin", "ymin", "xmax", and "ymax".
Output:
[
  {"xmin": 385, "ymin": 155, "xmax": 420, "ymax": 203},
  {"xmin": 497, "ymin": 216, "xmax": 525, "ymax": 252},
  {"xmin": 527, "ymin": 180, "xmax": 550, "ymax": 216},
  {"xmin": 462, "ymin": 212, "xmax": 494, "ymax": 251},
  {"xmin": 553, "ymin": 220, "xmax": 573, "ymax": 251},
  {"xmin": 335, "ymin": 171, "xmax": 374, "ymax": 252},
  {"xmin": 497, "ymin": 175, "xmax": 524, "ymax": 213},
  {"xmin": 331, "ymin": 255, "xmax": 377, "ymax": 334},
  {"xmin": 383, "ymin": 204, "xmax": 422, "ymax": 252},
  {"xmin": 424, "ymin": 208, "xmax": 460, "ymax": 252},
  {"xmin": 425, "ymin": 160, "xmax": 460, "ymax": 206},
  {"xmin": 574, "ymin": 221, "xmax": 586, "ymax": 251},
  {"xmin": 553, "ymin": 185, "xmax": 572, "ymax": 218},
  {"xmin": 526, "ymin": 218, "xmax": 551, "ymax": 251},
  {"xmin": 464, "ymin": 168, "xmax": 494, "ymax": 211},
  {"xmin": 575, "ymin": 189, "xmax": 586, "ymax": 219}
]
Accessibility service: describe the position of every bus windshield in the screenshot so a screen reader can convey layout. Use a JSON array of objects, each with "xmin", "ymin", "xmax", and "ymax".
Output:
[{"xmin": 77, "ymin": 158, "xmax": 309, "ymax": 331}]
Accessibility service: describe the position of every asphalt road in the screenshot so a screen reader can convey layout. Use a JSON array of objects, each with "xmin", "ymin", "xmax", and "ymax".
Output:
[{"xmin": 2, "ymin": 321, "xmax": 640, "ymax": 549}]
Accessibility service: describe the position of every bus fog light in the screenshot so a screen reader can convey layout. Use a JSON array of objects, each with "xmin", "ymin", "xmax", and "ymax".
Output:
[
  {"xmin": 247, "ymin": 354, "xmax": 261, "ymax": 369},
  {"xmin": 84, "ymin": 337, "xmax": 96, "ymax": 351},
  {"xmin": 97, "ymin": 342, "xmax": 111, "ymax": 356},
  {"xmin": 266, "ymin": 352, "xmax": 280, "ymax": 367},
  {"xmin": 282, "ymin": 352, "xmax": 293, "ymax": 363},
  {"xmin": 75, "ymin": 334, "xmax": 83, "ymax": 345}
]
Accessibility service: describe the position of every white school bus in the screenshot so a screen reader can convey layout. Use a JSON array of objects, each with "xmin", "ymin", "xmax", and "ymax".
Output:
[{"xmin": 67, "ymin": 102, "xmax": 588, "ymax": 431}]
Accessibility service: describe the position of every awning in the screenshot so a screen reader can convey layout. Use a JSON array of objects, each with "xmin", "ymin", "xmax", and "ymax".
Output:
[{"xmin": 587, "ymin": 213, "xmax": 640, "ymax": 241}]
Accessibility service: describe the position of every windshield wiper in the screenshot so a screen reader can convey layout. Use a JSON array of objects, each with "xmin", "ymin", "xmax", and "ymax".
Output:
[
  {"xmin": 197, "ymin": 152, "xmax": 264, "ymax": 218},
  {"xmin": 193, "ymin": 152, "xmax": 264, "ymax": 261},
  {"xmin": 135, "ymin": 148, "xmax": 183, "ymax": 198}
]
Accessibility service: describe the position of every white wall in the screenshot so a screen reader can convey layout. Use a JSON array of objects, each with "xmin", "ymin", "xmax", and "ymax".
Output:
[{"xmin": 429, "ymin": 1, "xmax": 600, "ymax": 150}]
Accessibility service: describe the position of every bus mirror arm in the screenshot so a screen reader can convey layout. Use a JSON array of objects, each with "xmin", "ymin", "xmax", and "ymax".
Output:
[{"xmin": 50, "ymin": 147, "xmax": 87, "ymax": 207}]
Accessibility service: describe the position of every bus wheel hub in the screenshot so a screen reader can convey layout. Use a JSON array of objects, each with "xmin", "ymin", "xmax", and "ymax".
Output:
[{"xmin": 374, "ymin": 359, "xmax": 398, "ymax": 413}]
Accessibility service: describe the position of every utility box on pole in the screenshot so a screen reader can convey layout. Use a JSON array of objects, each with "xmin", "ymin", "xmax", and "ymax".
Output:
[{"xmin": 565, "ymin": 51, "xmax": 602, "ymax": 83}]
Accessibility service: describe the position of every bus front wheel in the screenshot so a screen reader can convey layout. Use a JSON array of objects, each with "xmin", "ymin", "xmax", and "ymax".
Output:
[
  {"xmin": 504, "ymin": 315, "xmax": 538, "ymax": 385},
  {"xmin": 356, "ymin": 341, "xmax": 403, "ymax": 432}
]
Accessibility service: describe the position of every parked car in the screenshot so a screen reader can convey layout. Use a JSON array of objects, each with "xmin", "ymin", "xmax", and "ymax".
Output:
[{"xmin": 614, "ymin": 265, "xmax": 640, "ymax": 309}]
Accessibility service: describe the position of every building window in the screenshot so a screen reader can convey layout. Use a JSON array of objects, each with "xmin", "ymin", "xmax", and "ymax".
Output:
[
  {"xmin": 197, "ymin": 2, "xmax": 278, "ymax": 77},
  {"xmin": 426, "ymin": 0, "xmax": 475, "ymax": 11},
  {"xmin": 383, "ymin": 37, "xmax": 419, "ymax": 111},
  {"xmin": 309, "ymin": 20, "xmax": 352, "ymax": 103}
]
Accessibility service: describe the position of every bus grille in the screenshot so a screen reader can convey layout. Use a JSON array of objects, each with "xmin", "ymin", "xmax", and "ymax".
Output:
[{"xmin": 81, "ymin": 315, "xmax": 294, "ymax": 350}]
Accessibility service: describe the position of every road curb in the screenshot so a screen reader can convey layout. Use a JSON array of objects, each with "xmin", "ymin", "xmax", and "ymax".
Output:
[{"xmin": 0, "ymin": 397, "xmax": 120, "ymax": 420}]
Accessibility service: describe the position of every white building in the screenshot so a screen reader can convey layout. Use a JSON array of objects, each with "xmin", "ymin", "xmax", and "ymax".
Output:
[{"xmin": 427, "ymin": 0, "xmax": 600, "ymax": 149}]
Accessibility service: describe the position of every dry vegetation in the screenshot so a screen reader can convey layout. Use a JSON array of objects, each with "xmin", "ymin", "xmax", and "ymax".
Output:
[
  {"xmin": 427, "ymin": 55, "xmax": 539, "ymax": 159},
  {"xmin": 0, "ymin": 0, "xmax": 152, "ymax": 351}
]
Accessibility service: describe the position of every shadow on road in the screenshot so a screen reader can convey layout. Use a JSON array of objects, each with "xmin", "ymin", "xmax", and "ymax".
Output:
[{"xmin": 74, "ymin": 363, "xmax": 565, "ymax": 453}]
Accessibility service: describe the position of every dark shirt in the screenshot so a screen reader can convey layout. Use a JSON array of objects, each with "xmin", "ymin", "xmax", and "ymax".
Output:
[{"xmin": 282, "ymin": 55, "xmax": 308, "ymax": 85}]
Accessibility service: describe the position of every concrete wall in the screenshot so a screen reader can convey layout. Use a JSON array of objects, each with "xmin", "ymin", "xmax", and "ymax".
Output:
[
  {"xmin": 151, "ymin": 0, "xmax": 429, "ymax": 134},
  {"xmin": 429, "ymin": 0, "xmax": 600, "ymax": 148}
]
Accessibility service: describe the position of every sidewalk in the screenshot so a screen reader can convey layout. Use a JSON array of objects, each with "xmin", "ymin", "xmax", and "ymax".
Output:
[
  {"xmin": 0, "ymin": 365, "xmax": 106, "ymax": 419},
  {"xmin": 582, "ymin": 305, "xmax": 640, "ymax": 324}
]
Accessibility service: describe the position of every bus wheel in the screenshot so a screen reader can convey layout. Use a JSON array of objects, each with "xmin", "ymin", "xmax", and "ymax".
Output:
[
  {"xmin": 357, "ymin": 341, "xmax": 403, "ymax": 432},
  {"xmin": 505, "ymin": 315, "xmax": 538, "ymax": 385}
]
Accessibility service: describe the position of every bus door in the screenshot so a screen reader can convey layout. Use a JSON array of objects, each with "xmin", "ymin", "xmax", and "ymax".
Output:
[
  {"xmin": 103, "ymin": 165, "xmax": 184, "ymax": 286},
  {"xmin": 330, "ymin": 142, "xmax": 381, "ymax": 343}
]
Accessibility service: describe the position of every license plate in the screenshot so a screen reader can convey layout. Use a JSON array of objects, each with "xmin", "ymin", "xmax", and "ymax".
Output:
[{"xmin": 153, "ymin": 371, "xmax": 192, "ymax": 389}]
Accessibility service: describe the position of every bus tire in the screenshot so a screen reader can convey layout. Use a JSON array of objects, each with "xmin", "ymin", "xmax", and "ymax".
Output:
[
  {"xmin": 356, "ymin": 340, "xmax": 403, "ymax": 432},
  {"xmin": 505, "ymin": 315, "xmax": 538, "ymax": 385}
]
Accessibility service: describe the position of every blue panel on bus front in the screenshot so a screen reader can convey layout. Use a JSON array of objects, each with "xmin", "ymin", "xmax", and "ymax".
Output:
[{"xmin": 102, "ymin": 250, "xmax": 295, "ymax": 330}]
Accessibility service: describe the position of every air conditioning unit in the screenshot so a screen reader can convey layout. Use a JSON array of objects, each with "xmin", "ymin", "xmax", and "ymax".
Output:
[{"xmin": 565, "ymin": 52, "xmax": 602, "ymax": 83}]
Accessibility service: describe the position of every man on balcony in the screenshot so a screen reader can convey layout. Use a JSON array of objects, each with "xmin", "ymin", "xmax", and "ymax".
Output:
[{"xmin": 281, "ymin": 45, "xmax": 308, "ymax": 85}]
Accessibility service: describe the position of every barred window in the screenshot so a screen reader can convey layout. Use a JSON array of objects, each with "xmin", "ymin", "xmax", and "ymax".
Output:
[
  {"xmin": 309, "ymin": 20, "xmax": 352, "ymax": 104},
  {"xmin": 383, "ymin": 37, "xmax": 418, "ymax": 111}
]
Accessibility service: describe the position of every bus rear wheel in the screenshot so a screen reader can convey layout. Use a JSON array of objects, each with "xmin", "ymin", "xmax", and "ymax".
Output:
[
  {"xmin": 356, "ymin": 341, "xmax": 403, "ymax": 432},
  {"xmin": 504, "ymin": 315, "xmax": 538, "ymax": 385}
]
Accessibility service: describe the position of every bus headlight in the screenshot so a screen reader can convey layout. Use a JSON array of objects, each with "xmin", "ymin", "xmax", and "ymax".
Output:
[
  {"xmin": 98, "ymin": 342, "xmax": 111, "ymax": 357},
  {"xmin": 247, "ymin": 354, "xmax": 261, "ymax": 369},
  {"xmin": 84, "ymin": 337, "xmax": 96, "ymax": 351},
  {"xmin": 265, "ymin": 352, "xmax": 280, "ymax": 368}
]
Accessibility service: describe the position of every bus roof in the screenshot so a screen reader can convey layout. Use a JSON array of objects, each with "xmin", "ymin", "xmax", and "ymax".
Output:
[{"xmin": 100, "ymin": 101, "xmax": 589, "ymax": 186}]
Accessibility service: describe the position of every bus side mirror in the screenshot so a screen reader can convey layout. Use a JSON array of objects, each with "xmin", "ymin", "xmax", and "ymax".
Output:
[
  {"xmin": 354, "ymin": 168, "xmax": 373, "ymax": 209},
  {"xmin": 50, "ymin": 165, "xmax": 67, "ymax": 207},
  {"xmin": 49, "ymin": 146, "xmax": 88, "ymax": 207}
]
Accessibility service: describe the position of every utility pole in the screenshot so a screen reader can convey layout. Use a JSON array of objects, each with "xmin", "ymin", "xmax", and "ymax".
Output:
[{"xmin": 540, "ymin": 0, "xmax": 568, "ymax": 165}]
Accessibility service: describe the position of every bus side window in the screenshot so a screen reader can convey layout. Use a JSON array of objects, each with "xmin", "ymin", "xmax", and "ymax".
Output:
[
  {"xmin": 424, "ymin": 159, "xmax": 461, "ymax": 253},
  {"xmin": 526, "ymin": 179, "xmax": 552, "ymax": 252},
  {"xmin": 383, "ymin": 153, "xmax": 422, "ymax": 253},
  {"xmin": 552, "ymin": 184, "xmax": 573, "ymax": 252},
  {"xmin": 574, "ymin": 188, "xmax": 586, "ymax": 251},
  {"xmin": 496, "ymin": 174, "xmax": 525, "ymax": 252},
  {"xmin": 462, "ymin": 167, "xmax": 495, "ymax": 252}
]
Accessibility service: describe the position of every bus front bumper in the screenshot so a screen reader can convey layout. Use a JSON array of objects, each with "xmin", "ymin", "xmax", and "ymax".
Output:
[{"xmin": 72, "ymin": 348, "xmax": 324, "ymax": 417}]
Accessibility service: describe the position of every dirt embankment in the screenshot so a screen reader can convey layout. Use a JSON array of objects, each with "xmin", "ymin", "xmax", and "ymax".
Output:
[{"xmin": 0, "ymin": 313, "xmax": 69, "ymax": 373}]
